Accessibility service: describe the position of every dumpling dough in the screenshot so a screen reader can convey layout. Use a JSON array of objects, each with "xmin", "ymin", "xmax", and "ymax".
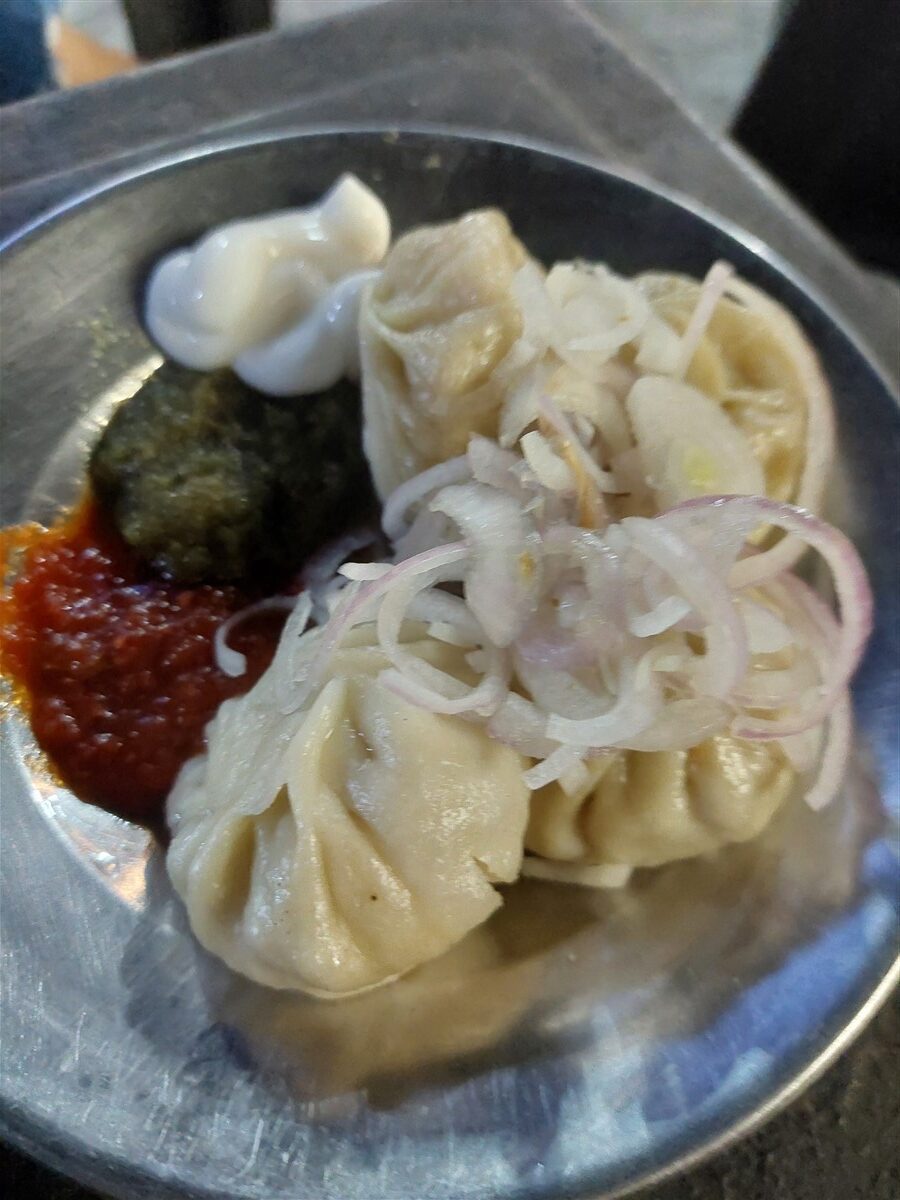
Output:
[
  {"xmin": 360, "ymin": 209, "xmax": 530, "ymax": 497},
  {"xmin": 637, "ymin": 273, "xmax": 817, "ymax": 506},
  {"xmin": 526, "ymin": 735, "xmax": 795, "ymax": 870},
  {"xmin": 167, "ymin": 627, "xmax": 529, "ymax": 997}
]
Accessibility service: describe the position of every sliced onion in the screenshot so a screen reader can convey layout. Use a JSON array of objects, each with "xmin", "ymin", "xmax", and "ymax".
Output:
[
  {"xmin": 545, "ymin": 262, "xmax": 650, "ymax": 372},
  {"xmin": 627, "ymin": 594, "xmax": 692, "ymax": 638},
  {"xmin": 468, "ymin": 434, "xmax": 526, "ymax": 495},
  {"xmin": 380, "ymin": 664, "xmax": 506, "ymax": 718},
  {"xmin": 426, "ymin": 620, "xmax": 477, "ymax": 648},
  {"xmin": 392, "ymin": 507, "xmax": 456, "ymax": 562},
  {"xmin": 520, "ymin": 430, "xmax": 575, "ymax": 492},
  {"xmin": 376, "ymin": 548, "xmax": 507, "ymax": 717},
  {"xmin": 381, "ymin": 455, "xmax": 470, "ymax": 541},
  {"xmin": 431, "ymin": 483, "xmax": 539, "ymax": 646},
  {"xmin": 522, "ymin": 744, "xmax": 587, "ymax": 790},
  {"xmin": 616, "ymin": 697, "xmax": 729, "ymax": 751},
  {"xmin": 804, "ymin": 689, "xmax": 852, "ymax": 811},
  {"xmin": 301, "ymin": 526, "xmax": 379, "ymax": 595},
  {"xmin": 487, "ymin": 694, "xmax": 559, "ymax": 758},
  {"xmin": 739, "ymin": 597, "xmax": 795, "ymax": 653},
  {"xmin": 517, "ymin": 620, "xmax": 585, "ymax": 670},
  {"xmin": 546, "ymin": 652, "xmax": 663, "ymax": 748},
  {"xmin": 658, "ymin": 501, "xmax": 758, "ymax": 575},
  {"xmin": 768, "ymin": 573, "xmax": 854, "ymax": 808},
  {"xmin": 538, "ymin": 393, "xmax": 617, "ymax": 492},
  {"xmin": 515, "ymin": 652, "xmax": 609, "ymax": 721},
  {"xmin": 498, "ymin": 261, "xmax": 554, "ymax": 379},
  {"xmin": 733, "ymin": 656, "xmax": 820, "ymax": 709},
  {"xmin": 281, "ymin": 542, "xmax": 468, "ymax": 714},
  {"xmin": 405, "ymin": 590, "xmax": 482, "ymax": 642},
  {"xmin": 675, "ymin": 260, "xmax": 734, "ymax": 377},
  {"xmin": 636, "ymin": 313, "xmax": 682, "ymax": 375},
  {"xmin": 214, "ymin": 594, "xmax": 302, "ymax": 678},
  {"xmin": 339, "ymin": 562, "xmax": 393, "ymax": 581},
  {"xmin": 625, "ymin": 375, "xmax": 765, "ymax": 509},
  {"xmin": 623, "ymin": 516, "xmax": 749, "ymax": 698},
  {"xmin": 668, "ymin": 497, "xmax": 871, "ymax": 737}
]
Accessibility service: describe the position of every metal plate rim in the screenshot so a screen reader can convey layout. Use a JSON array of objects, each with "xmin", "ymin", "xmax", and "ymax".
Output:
[{"xmin": 1, "ymin": 125, "xmax": 897, "ymax": 1200}]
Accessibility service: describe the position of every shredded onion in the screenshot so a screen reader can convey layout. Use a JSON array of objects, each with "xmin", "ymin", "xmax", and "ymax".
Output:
[
  {"xmin": 431, "ymin": 483, "xmax": 538, "ymax": 646},
  {"xmin": 339, "ymin": 562, "xmax": 393, "ymax": 581},
  {"xmin": 546, "ymin": 652, "xmax": 663, "ymax": 748},
  {"xmin": 768, "ymin": 573, "xmax": 855, "ymax": 809},
  {"xmin": 214, "ymin": 595, "xmax": 303, "ymax": 678},
  {"xmin": 381, "ymin": 455, "xmax": 470, "ymax": 541},
  {"xmin": 670, "ymin": 496, "xmax": 871, "ymax": 736},
  {"xmin": 280, "ymin": 542, "xmax": 468, "ymax": 714},
  {"xmin": 522, "ymin": 744, "xmax": 588, "ymax": 790},
  {"xmin": 623, "ymin": 516, "xmax": 749, "ymax": 698},
  {"xmin": 675, "ymin": 260, "xmax": 734, "ymax": 378},
  {"xmin": 520, "ymin": 430, "xmax": 575, "ymax": 492},
  {"xmin": 301, "ymin": 527, "xmax": 380, "ymax": 623}
]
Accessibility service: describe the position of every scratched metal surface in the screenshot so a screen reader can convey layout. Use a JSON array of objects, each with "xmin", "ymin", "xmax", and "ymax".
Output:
[
  {"xmin": 1, "ymin": 129, "xmax": 898, "ymax": 1200},
  {"xmin": 2, "ymin": 1, "xmax": 899, "ymax": 1195}
]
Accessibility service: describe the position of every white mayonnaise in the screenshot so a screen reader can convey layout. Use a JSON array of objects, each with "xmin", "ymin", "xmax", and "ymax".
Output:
[{"xmin": 144, "ymin": 173, "xmax": 390, "ymax": 393}]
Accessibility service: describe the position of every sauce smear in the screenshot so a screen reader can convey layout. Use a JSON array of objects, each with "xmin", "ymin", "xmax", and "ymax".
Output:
[{"xmin": 0, "ymin": 498, "xmax": 285, "ymax": 822}]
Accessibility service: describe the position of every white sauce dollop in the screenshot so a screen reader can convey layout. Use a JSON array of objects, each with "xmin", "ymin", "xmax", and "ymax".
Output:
[{"xmin": 144, "ymin": 173, "xmax": 390, "ymax": 394}]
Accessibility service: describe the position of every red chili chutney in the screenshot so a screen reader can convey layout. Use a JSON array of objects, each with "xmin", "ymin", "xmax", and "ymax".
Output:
[{"xmin": 0, "ymin": 498, "xmax": 285, "ymax": 822}]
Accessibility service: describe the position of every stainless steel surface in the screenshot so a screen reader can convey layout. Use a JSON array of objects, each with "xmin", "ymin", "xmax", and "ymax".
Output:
[
  {"xmin": 1, "ymin": 0, "xmax": 897, "ymax": 382},
  {"xmin": 1, "ymin": 129, "xmax": 898, "ymax": 1200}
]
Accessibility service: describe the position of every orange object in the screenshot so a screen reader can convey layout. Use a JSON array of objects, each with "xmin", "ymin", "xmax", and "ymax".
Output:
[{"xmin": 47, "ymin": 17, "xmax": 136, "ymax": 89}]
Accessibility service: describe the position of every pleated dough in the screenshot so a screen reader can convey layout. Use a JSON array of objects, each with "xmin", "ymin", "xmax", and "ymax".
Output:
[
  {"xmin": 526, "ymin": 735, "xmax": 795, "ymax": 870},
  {"xmin": 360, "ymin": 209, "xmax": 529, "ymax": 497},
  {"xmin": 637, "ymin": 273, "xmax": 813, "ymax": 506},
  {"xmin": 167, "ymin": 627, "xmax": 529, "ymax": 997}
]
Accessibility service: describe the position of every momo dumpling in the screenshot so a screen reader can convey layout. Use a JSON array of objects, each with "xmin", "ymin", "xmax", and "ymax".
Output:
[
  {"xmin": 637, "ymin": 272, "xmax": 831, "ymax": 511},
  {"xmin": 166, "ymin": 626, "xmax": 529, "ymax": 997},
  {"xmin": 360, "ymin": 209, "xmax": 530, "ymax": 497},
  {"xmin": 526, "ymin": 735, "xmax": 796, "ymax": 872}
]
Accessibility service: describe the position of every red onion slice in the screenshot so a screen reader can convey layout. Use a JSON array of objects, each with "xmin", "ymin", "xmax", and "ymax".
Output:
[
  {"xmin": 376, "ymin": 551, "xmax": 507, "ymax": 717},
  {"xmin": 667, "ymin": 497, "xmax": 871, "ymax": 737},
  {"xmin": 280, "ymin": 542, "xmax": 468, "ymax": 714},
  {"xmin": 622, "ymin": 516, "xmax": 749, "ymax": 699}
]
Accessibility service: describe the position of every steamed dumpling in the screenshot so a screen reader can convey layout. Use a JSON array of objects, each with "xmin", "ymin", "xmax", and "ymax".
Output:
[
  {"xmin": 637, "ymin": 273, "xmax": 821, "ymax": 507},
  {"xmin": 167, "ymin": 626, "xmax": 529, "ymax": 997},
  {"xmin": 360, "ymin": 209, "xmax": 530, "ymax": 497},
  {"xmin": 526, "ymin": 735, "xmax": 796, "ymax": 870}
]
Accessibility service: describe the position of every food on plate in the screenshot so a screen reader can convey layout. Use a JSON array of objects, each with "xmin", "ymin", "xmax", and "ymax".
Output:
[
  {"xmin": 145, "ymin": 173, "xmax": 390, "ymax": 393},
  {"xmin": 0, "ymin": 177, "xmax": 873, "ymax": 999},
  {"xmin": 0, "ymin": 500, "xmax": 287, "ymax": 818},
  {"xmin": 638, "ymin": 271, "xmax": 831, "ymax": 511},
  {"xmin": 526, "ymin": 735, "xmax": 794, "ymax": 872},
  {"xmin": 90, "ymin": 362, "xmax": 372, "ymax": 584},
  {"xmin": 167, "ymin": 622, "xmax": 528, "ymax": 995},
  {"xmin": 364, "ymin": 218, "xmax": 831, "ymax": 573},
  {"xmin": 360, "ymin": 209, "xmax": 529, "ymax": 496}
]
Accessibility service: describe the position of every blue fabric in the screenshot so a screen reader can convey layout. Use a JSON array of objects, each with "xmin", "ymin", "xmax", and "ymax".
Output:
[{"xmin": 0, "ymin": 0, "xmax": 60, "ymax": 103}]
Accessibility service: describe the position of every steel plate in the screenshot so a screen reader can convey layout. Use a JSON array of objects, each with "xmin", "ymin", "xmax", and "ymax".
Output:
[{"xmin": 1, "ymin": 130, "xmax": 898, "ymax": 1200}]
